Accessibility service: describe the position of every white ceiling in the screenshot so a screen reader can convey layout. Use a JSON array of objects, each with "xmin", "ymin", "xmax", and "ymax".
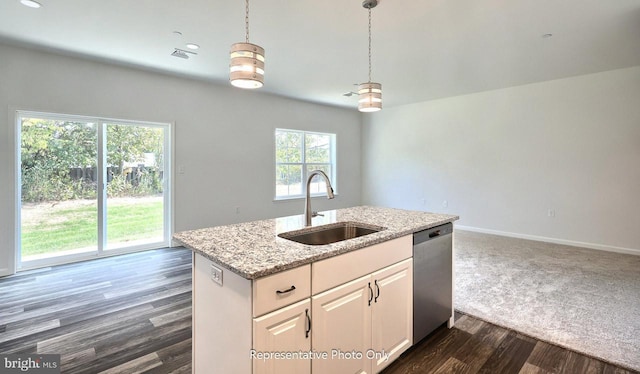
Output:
[{"xmin": 1, "ymin": 0, "xmax": 639, "ymax": 109}]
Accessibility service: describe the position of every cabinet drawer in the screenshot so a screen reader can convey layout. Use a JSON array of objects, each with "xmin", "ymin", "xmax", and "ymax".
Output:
[
  {"xmin": 253, "ymin": 264, "xmax": 311, "ymax": 317},
  {"xmin": 253, "ymin": 298, "xmax": 311, "ymax": 374},
  {"xmin": 312, "ymin": 235, "xmax": 412, "ymax": 295}
]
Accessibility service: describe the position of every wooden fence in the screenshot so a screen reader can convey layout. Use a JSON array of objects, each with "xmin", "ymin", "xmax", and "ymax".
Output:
[{"xmin": 68, "ymin": 166, "xmax": 163, "ymax": 186}]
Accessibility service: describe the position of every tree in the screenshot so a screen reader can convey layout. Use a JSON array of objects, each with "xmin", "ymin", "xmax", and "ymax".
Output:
[
  {"xmin": 106, "ymin": 124, "xmax": 163, "ymax": 174},
  {"xmin": 21, "ymin": 118, "xmax": 164, "ymax": 202},
  {"xmin": 21, "ymin": 119, "xmax": 97, "ymax": 201}
]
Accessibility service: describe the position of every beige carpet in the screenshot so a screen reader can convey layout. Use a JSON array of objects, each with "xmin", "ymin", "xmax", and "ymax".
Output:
[{"xmin": 454, "ymin": 230, "xmax": 640, "ymax": 372}]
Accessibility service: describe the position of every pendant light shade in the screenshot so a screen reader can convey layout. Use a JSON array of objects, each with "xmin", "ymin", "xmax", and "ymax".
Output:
[
  {"xmin": 358, "ymin": 0, "xmax": 382, "ymax": 112},
  {"xmin": 230, "ymin": 0, "xmax": 264, "ymax": 89},
  {"xmin": 358, "ymin": 82, "xmax": 382, "ymax": 112},
  {"xmin": 230, "ymin": 42, "xmax": 265, "ymax": 89}
]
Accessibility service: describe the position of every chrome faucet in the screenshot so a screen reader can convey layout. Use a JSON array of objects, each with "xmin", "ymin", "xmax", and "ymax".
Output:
[{"xmin": 305, "ymin": 170, "xmax": 335, "ymax": 226}]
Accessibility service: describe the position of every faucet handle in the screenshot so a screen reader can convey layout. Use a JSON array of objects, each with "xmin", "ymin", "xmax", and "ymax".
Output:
[{"xmin": 312, "ymin": 211, "xmax": 324, "ymax": 217}]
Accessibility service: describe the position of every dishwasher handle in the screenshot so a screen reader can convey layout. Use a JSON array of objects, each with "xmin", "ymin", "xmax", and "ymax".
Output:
[
  {"xmin": 429, "ymin": 230, "xmax": 441, "ymax": 238},
  {"xmin": 414, "ymin": 223, "xmax": 453, "ymax": 245}
]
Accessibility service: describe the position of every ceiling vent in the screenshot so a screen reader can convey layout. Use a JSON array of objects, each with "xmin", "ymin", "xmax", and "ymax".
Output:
[{"xmin": 171, "ymin": 48, "xmax": 196, "ymax": 59}]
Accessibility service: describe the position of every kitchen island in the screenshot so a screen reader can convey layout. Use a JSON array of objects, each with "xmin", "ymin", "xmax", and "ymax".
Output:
[{"xmin": 173, "ymin": 206, "xmax": 458, "ymax": 374}]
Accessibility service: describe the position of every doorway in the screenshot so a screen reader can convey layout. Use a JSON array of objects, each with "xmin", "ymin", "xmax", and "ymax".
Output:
[{"xmin": 17, "ymin": 112, "xmax": 172, "ymax": 269}]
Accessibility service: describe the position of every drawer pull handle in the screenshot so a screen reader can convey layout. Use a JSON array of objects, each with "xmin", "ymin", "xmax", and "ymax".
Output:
[
  {"xmin": 276, "ymin": 285, "xmax": 296, "ymax": 295},
  {"xmin": 368, "ymin": 282, "xmax": 373, "ymax": 306},
  {"xmin": 374, "ymin": 280, "xmax": 380, "ymax": 303},
  {"xmin": 305, "ymin": 308, "xmax": 311, "ymax": 338}
]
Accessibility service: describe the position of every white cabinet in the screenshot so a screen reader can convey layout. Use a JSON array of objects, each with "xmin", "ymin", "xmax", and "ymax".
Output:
[
  {"xmin": 252, "ymin": 265, "xmax": 311, "ymax": 317},
  {"xmin": 312, "ymin": 275, "xmax": 372, "ymax": 374},
  {"xmin": 192, "ymin": 258, "xmax": 310, "ymax": 374},
  {"xmin": 192, "ymin": 234, "xmax": 414, "ymax": 374},
  {"xmin": 312, "ymin": 258, "xmax": 413, "ymax": 374},
  {"xmin": 371, "ymin": 259, "xmax": 413, "ymax": 372},
  {"xmin": 253, "ymin": 299, "xmax": 312, "ymax": 374},
  {"xmin": 312, "ymin": 235, "xmax": 413, "ymax": 294}
]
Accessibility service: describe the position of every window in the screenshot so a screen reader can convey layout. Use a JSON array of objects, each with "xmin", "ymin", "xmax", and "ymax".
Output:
[
  {"xmin": 16, "ymin": 111, "xmax": 172, "ymax": 269},
  {"xmin": 275, "ymin": 129, "xmax": 336, "ymax": 199}
]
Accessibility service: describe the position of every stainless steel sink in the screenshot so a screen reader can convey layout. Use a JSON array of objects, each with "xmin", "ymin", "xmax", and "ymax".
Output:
[{"xmin": 278, "ymin": 221, "xmax": 385, "ymax": 245}]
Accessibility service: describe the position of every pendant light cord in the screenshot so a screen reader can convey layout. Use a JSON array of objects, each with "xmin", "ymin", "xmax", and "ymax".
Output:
[
  {"xmin": 245, "ymin": 0, "xmax": 250, "ymax": 43},
  {"xmin": 368, "ymin": 8, "xmax": 372, "ymax": 83}
]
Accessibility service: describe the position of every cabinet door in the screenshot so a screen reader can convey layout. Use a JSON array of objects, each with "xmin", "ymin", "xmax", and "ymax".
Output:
[
  {"xmin": 371, "ymin": 259, "xmax": 413, "ymax": 373},
  {"xmin": 253, "ymin": 299, "xmax": 311, "ymax": 374},
  {"xmin": 312, "ymin": 275, "xmax": 372, "ymax": 374}
]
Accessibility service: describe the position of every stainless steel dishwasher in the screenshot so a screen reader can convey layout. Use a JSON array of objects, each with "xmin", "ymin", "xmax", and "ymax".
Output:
[{"xmin": 413, "ymin": 222, "xmax": 453, "ymax": 344}]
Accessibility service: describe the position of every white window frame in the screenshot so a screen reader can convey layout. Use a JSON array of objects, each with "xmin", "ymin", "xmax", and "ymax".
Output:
[
  {"xmin": 14, "ymin": 110, "xmax": 173, "ymax": 271},
  {"xmin": 274, "ymin": 128, "xmax": 337, "ymax": 200}
]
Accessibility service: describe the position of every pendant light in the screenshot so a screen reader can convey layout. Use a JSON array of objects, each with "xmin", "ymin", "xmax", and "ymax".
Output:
[
  {"xmin": 358, "ymin": 0, "xmax": 382, "ymax": 112},
  {"xmin": 230, "ymin": 0, "xmax": 264, "ymax": 89}
]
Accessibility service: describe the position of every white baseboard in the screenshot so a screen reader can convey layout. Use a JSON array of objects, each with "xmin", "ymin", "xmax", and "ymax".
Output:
[{"xmin": 455, "ymin": 225, "xmax": 640, "ymax": 256}]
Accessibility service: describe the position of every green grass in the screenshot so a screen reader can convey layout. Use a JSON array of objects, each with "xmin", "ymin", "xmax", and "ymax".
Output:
[{"xmin": 21, "ymin": 200, "xmax": 163, "ymax": 257}]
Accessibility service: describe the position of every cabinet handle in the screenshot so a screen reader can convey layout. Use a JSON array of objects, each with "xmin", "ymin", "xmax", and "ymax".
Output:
[
  {"xmin": 305, "ymin": 308, "xmax": 311, "ymax": 338},
  {"xmin": 374, "ymin": 280, "xmax": 380, "ymax": 303},
  {"xmin": 368, "ymin": 282, "xmax": 373, "ymax": 306},
  {"xmin": 276, "ymin": 285, "xmax": 296, "ymax": 295}
]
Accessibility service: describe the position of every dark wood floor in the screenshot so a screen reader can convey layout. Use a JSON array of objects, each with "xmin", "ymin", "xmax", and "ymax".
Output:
[
  {"xmin": 0, "ymin": 248, "xmax": 193, "ymax": 373},
  {"xmin": 382, "ymin": 313, "xmax": 638, "ymax": 374},
  {"xmin": 1, "ymin": 249, "xmax": 637, "ymax": 374}
]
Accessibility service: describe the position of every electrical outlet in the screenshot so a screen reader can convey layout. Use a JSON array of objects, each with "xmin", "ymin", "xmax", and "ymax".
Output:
[
  {"xmin": 442, "ymin": 200, "xmax": 448, "ymax": 208},
  {"xmin": 547, "ymin": 209, "xmax": 556, "ymax": 218},
  {"xmin": 211, "ymin": 265, "xmax": 223, "ymax": 286}
]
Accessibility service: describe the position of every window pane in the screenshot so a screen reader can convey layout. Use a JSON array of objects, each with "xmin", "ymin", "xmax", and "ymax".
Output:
[
  {"xmin": 306, "ymin": 165, "xmax": 331, "ymax": 194},
  {"xmin": 305, "ymin": 133, "xmax": 331, "ymax": 163},
  {"xmin": 276, "ymin": 164, "xmax": 302, "ymax": 197},
  {"xmin": 20, "ymin": 118, "xmax": 98, "ymax": 260},
  {"xmin": 276, "ymin": 130, "xmax": 302, "ymax": 163},
  {"xmin": 275, "ymin": 129, "xmax": 335, "ymax": 199},
  {"xmin": 106, "ymin": 123, "xmax": 165, "ymax": 250}
]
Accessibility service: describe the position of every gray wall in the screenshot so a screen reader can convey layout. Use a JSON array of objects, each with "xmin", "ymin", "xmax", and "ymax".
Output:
[
  {"xmin": 0, "ymin": 43, "xmax": 363, "ymax": 275},
  {"xmin": 362, "ymin": 66, "xmax": 640, "ymax": 253},
  {"xmin": 2, "ymin": 42, "xmax": 639, "ymax": 276}
]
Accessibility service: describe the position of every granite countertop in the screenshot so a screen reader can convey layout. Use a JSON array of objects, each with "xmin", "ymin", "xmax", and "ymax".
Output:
[{"xmin": 173, "ymin": 205, "xmax": 459, "ymax": 280}]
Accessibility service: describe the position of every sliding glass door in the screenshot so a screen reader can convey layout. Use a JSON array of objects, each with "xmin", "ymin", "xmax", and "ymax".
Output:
[
  {"xmin": 18, "ymin": 112, "xmax": 171, "ymax": 269},
  {"xmin": 105, "ymin": 123, "xmax": 166, "ymax": 250},
  {"xmin": 20, "ymin": 118, "xmax": 99, "ymax": 262}
]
